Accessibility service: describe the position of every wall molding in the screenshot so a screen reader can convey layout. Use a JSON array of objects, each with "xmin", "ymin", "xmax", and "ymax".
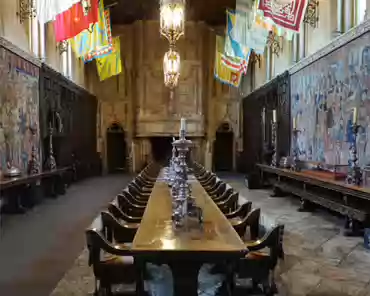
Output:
[
  {"xmin": 0, "ymin": 37, "xmax": 41, "ymax": 67},
  {"xmin": 289, "ymin": 19, "xmax": 370, "ymax": 75}
]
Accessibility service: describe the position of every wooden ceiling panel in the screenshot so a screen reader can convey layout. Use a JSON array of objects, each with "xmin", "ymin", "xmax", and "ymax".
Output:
[{"xmin": 105, "ymin": 0, "xmax": 236, "ymax": 25}]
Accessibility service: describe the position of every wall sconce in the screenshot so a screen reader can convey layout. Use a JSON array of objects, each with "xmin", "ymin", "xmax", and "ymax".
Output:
[
  {"xmin": 250, "ymin": 50, "xmax": 261, "ymax": 68},
  {"xmin": 303, "ymin": 0, "xmax": 319, "ymax": 28},
  {"xmin": 57, "ymin": 41, "xmax": 68, "ymax": 55},
  {"xmin": 17, "ymin": 0, "xmax": 37, "ymax": 24},
  {"xmin": 267, "ymin": 31, "xmax": 281, "ymax": 57}
]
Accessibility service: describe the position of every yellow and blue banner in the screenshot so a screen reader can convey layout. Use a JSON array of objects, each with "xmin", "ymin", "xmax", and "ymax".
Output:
[
  {"xmin": 214, "ymin": 35, "xmax": 242, "ymax": 88},
  {"xmin": 225, "ymin": 10, "xmax": 251, "ymax": 60},
  {"xmin": 96, "ymin": 37, "xmax": 122, "ymax": 81}
]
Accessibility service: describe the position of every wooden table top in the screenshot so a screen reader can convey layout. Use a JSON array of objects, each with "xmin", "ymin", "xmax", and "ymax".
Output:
[
  {"xmin": 258, "ymin": 164, "xmax": 370, "ymax": 197},
  {"xmin": 0, "ymin": 167, "xmax": 69, "ymax": 189},
  {"xmin": 132, "ymin": 179, "xmax": 245, "ymax": 252}
]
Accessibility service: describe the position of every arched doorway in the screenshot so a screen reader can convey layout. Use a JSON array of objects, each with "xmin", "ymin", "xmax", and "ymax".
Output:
[
  {"xmin": 213, "ymin": 122, "xmax": 234, "ymax": 172},
  {"xmin": 106, "ymin": 123, "xmax": 126, "ymax": 173}
]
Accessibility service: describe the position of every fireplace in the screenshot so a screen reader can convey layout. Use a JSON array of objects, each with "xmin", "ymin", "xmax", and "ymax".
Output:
[{"xmin": 149, "ymin": 137, "xmax": 173, "ymax": 163}]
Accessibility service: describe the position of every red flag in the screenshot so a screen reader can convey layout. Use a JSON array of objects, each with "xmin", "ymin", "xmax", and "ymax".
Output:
[
  {"xmin": 54, "ymin": 0, "xmax": 99, "ymax": 42},
  {"xmin": 258, "ymin": 0, "xmax": 308, "ymax": 33}
]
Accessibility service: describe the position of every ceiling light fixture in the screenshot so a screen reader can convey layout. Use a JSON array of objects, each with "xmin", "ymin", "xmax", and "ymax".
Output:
[
  {"xmin": 159, "ymin": 0, "xmax": 186, "ymax": 45},
  {"xmin": 163, "ymin": 47, "xmax": 181, "ymax": 89}
]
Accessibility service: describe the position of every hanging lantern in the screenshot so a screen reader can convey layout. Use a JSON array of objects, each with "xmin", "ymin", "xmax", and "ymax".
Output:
[
  {"xmin": 159, "ymin": 0, "xmax": 185, "ymax": 45},
  {"xmin": 163, "ymin": 47, "xmax": 181, "ymax": 89}
]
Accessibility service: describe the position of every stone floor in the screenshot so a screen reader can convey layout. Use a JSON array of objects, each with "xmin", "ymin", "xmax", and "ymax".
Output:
[
  {"xmin": 50, "ymin": 175, "xmax": 370, "ymax": 296},
  {"xmin": 0, "ymin": 174, "xmax": 132, "ymax": 296}
]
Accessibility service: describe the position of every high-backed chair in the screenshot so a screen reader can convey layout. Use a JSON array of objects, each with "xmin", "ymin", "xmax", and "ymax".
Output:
[
  {"xmin": 233, "ymin": 224, "xmax": 285, "ymax": 296},
  {"xmin": 225, "ymin": 201, "xmax": 252, "ymax": 220},
  {"xmin": 117, "ymin": 194, "xmax": 145, "ymax": 218},
  {"xmin": 231, "ymin": 208, "xmax": 261, "ymax": 239},
  {"xmin": 108, "ymin": 202, "xmax": 142, "ymax": 224},
  {"xmin": 101, "ymin": 211, "xmax": 138, "ymax": 243},
  {"xmin": 86, "ymin": 225, "xmax": 141, "ymax": 295}
]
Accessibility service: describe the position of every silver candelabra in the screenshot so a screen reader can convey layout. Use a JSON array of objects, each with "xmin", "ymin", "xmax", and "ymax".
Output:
[
  {"xmin": 346, "ymin": 124, "xmax": 362, "ymax": 186},
  {"xmin": 170, "ymin": 118, "xmax": 202, "ymax": 229},
  {"xmin": 291, "ymin": 128, "xmax": 300, "ymax": 171},
  {"xmin": 271, "ymin": 121, "xmax": 278, "ymax": 167}
]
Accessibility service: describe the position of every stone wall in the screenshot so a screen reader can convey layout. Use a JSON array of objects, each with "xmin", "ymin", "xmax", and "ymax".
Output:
[
  {"xmin": 94, "ymin": 21, "xmax": 243, "ymax": 172},
  {"xmin": 291, "ymin": 21, "xmax": 370, "ymax": 166}
]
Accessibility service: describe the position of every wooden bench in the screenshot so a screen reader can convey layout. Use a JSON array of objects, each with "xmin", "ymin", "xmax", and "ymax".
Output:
[
  {"xmin": 0, "ymin": 167, "xmax": 69, "ymax": 214},
  {"xmin": 257, "ymin": 164, "xmax": 370, "ymax": 236}
]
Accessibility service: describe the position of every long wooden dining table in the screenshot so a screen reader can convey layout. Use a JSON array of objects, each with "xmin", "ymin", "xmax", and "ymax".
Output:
[{"xmin": 132, "ymin": 177, "xmax": 246, "ymax": 296}]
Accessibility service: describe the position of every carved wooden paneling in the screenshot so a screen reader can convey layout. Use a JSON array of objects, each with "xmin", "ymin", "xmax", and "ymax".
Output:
[
  {"xmin": 242, "ymin": 71, "xmax": 290, "ymax": 173},
  {"xmin": 39, "ymin": 64, "xmax": 98, "ymax": 172}
]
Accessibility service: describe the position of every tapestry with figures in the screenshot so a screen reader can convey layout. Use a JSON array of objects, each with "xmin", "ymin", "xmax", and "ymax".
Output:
[
  {"xmin": 0, "ymin": 46, "xmax": 40, "ymax": 172},
  {"xmin": 291, "ymin": 31, "xmax": 370, "ymax": 167}
]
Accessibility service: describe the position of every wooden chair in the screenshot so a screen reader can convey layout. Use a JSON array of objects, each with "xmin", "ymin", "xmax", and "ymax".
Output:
[
  {"xmin": 208, "ymin": 182, "xmax": 227, "ymax": 197},
  {"xmin": 86, "ymin": 226, "xmax": 140, "ymax": 295},
  {"xmin": 213, "ymin": 187, "xmax": 234, "ymax": 203},
  {"xmin": 118, "ymin": 194, "xmax": 146, "ymax": 211},
  {"xmin": 128, "ymin": 184, "xmax": 150, "ymax": 199},
  {"xmin": 101, "ymin": 211, "xmax": 138, "ymax": 243},
  {"xmin": 108, "ymin": 203, "xmax": 142, "ymax": 224},
  {"xmin": 231, "ymin": 208, "xmax": 261, "ymax": 239},
  {"xmin": 216, "ymin": 192, "xmax": 239, "ymax": 213},
  {"xmin": 130, "ymin": 180, "xmax": 152, "ymax": 193},
  {"xmin": 203, "ymin": 179, "xmax": 221, "ymax": 191},
  {"xmin": 117, "ymin": 194, "xmax": 145, "ymax": 218},
  {"xmin": 233, "ymin": 224, "xmax": 285, "ymax": 296},
  {"xmin": 121, "ymin": 190, "xmax": 148, "ymax": 206},
  {"xmin": 135, "ymin": 176, "xmax": 154, "ymax": 188},
  {"xmin": 225, "ymin": 201, "xmax": 252, "ymax": 220}
]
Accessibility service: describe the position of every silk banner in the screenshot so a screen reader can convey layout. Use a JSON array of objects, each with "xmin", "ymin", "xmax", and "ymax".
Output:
[
  {"xmin": 96, "ymin": 37, "xmax": 122, "ymax": 81},
  {"xmin": 232, "ymin": 9, "xmax": 269, "ymax": 54},
  {"xmin": 69, "ymin": 0, "xmax": 113, "ymax": 62},
  {"xmin": 54, "ymin": 0, "xmax": 99, "ymax": 42},
  {"xmin": 258, "ymin": 0, "xmax": 308, "ymax": 33},
  {"xmin": 214, "ymin": 35, "xmax": 242, "ymax": 88},
  {"xmin": 36, "ymin": 0, "xmax": 80, "ymax": 24}
]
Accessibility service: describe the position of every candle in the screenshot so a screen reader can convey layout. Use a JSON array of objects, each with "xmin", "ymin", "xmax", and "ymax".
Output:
[
  {"xmin": 272, "ymin": 110, "xmax": 277, "ymax": 123},
  {"xmin": 353, "ymin": 107, "xmax": 357, "ymax": 124},
  {"xmin": 293, "ymin": 117, "xmax": 296, "ymax": 129},
  {"xmin": 180, "ymin": 117, "xmax": 186, "ymax": 131}
]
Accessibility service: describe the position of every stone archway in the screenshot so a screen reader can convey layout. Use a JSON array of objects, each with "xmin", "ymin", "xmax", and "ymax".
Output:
[
  {"xmin": 213, "ymin": 122, "xmax": 234, "ymax": 172},
  {"xmin": 106, "ymin": 122, "xmax": 127, "ymax": 173}
]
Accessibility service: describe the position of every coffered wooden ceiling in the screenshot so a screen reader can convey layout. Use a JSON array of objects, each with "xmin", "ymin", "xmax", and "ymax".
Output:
[{"xmin": 105, "ymin": 0, "xmax": 236, "ymax": 25}]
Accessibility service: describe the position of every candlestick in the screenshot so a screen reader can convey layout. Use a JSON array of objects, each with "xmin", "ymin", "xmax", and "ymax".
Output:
[
  {"xmin": 353, "ymin": 107, "xmax": 357, "ymax": 124},
  {"xmin": 180, "ymin": 118, "xmax": 186, "ymax": 131},
  {"xmin": 272, "ymin": 110, "xmax": 277, "ymax": 123},
  {"xmin": 293, "ymin": 117, "xmax": 296, "ymax": 129}
]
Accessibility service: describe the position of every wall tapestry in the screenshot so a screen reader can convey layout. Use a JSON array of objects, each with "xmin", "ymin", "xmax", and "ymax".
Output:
[
  {"xmin": 0, "ymin": 46, "xmax": 40, "ymax": 172},
  {"xmin": 291, "ymin": 31, "xmax": 370, "ymax": 166}
]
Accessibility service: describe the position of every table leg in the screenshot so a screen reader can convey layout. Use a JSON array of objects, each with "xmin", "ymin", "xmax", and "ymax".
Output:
[{"xmin": 168, "ymin": 261, "xmax": 202, "ymax": 296}]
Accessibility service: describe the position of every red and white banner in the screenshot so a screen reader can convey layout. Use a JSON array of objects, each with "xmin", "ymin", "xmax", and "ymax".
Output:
[{"xmin": 258, "ymin": 0, "xmax": 308, "ymax": 33}]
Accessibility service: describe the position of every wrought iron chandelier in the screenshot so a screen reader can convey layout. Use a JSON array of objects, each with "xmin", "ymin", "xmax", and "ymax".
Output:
[
  {"xmin": 159, "ymin": 0, "xmax": 186, "ymax": 45},
  {"xmin": 163, "ymin": 47, "xmax": 181, "ymax": 89}
]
